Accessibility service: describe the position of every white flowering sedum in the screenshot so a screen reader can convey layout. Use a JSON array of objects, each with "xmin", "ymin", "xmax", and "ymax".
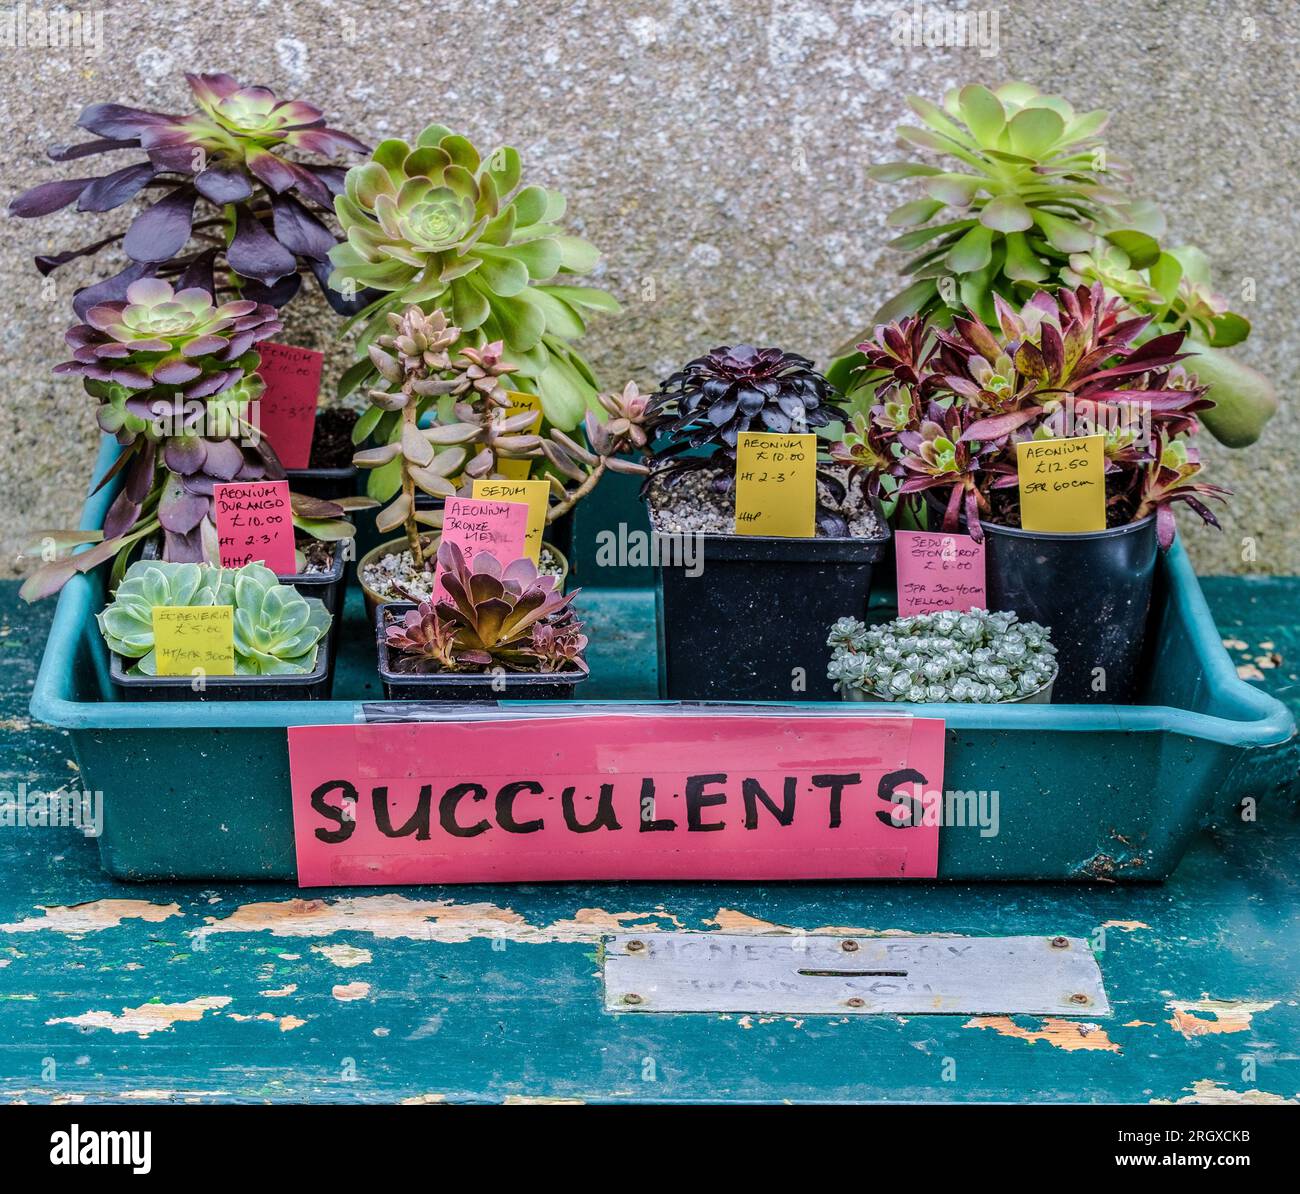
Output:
[{"xmin": 827, "ymin": 608, "xmax": 1057, "ymax": 703}]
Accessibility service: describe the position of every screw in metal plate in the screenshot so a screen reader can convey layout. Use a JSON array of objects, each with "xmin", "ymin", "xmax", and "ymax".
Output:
[
  {"xmin": 1069, "ymin": 992, "xmax": 1090, "ymax": 1006},
  {"xmin": 625, "ymin": 940, "xmax": 646, "ymax": 953},
  {"xmin": 621, "ymin": 993, "xmax": 644, "ymax": 1005},
  {"xmin": 1050, "ymin": 936, "xmax": 1070, "ymax": 949},
  {"xmin": 846, "ymin": 997, "xmax": 865, "ymax": 1008},
  {"xmin": 841, "ymin": 939, "xmax": 859, "ymax": 952}
]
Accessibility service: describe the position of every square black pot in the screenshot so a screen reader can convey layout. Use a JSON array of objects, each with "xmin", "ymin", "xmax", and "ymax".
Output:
[
  {"xmin": 375, "ymin": 602, "xmax": 588, "ymax": 701},
  {"xmin": 285, "ymin": 465, "xmax": 359, "ymax": 502},
  {"xmin": 109, "ymin": 648, "xmax": 330, "ymax": 701},
  {"xmin": 653, "ymin": 527, "xmax": 890, "ymax": 701}
]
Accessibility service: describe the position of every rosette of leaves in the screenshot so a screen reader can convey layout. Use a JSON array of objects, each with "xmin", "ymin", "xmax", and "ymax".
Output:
[
  {"xmin": 645, "ymin": 345, "xmax": 846, "ymax": 477},
  {"xmin": 855, "ymin": 283, "xmax": 1227, "ymax": 545},
  {"xmin": 827, "ymin": 609, "xmax": 1057, "ymax": 703},
  {"xmin": 9, "ymin": 72, "xmax": 369, "ymax": 315},
  {"xmin": 97, "ymin": 560, "xmax": 331, "ymax": 676},
  {"xmin": 384, "ymin": 541, "xmax": 586, "ymax": 675},
  {"xmin": 328, "ymin": 124, "xmax": 620, "ymax": 429},
  {"xmin": 830, "ymin": 82, "xmax": 1275, "ymax": 447},
  {"xmin": 19, "ymin": 280, "xmax": 364, "ymax": 600}
]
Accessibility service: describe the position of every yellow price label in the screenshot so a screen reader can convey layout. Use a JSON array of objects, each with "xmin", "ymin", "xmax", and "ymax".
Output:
[
  {"xmin": 496, "ymin": 391, "xmax": 543, "ymax": 481},
  {"xmin": 471, "ymin": 478, "xmax": 550, "ymax": 564},
  {"xmin": 734, "ymin": 432, "xmax": 817, "ymax": 538},
  {"xmin": 152, "ymin": 606, "xmax": 235, "ymax": 677},
  {"xmin": 1016, "ymin": 434, "xmax": 1106, "ymax": 532}
]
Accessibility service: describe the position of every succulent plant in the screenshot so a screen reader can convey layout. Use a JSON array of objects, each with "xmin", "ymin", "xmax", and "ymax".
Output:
[
  {"xmin": 829, "ymin": 81, "xmax": 1275, "ymax": 448},
  {"xmin": 19, "ymin": 279, "xmax": 367, "ymax": 601},
  {"xmin": 384, "ymin": 541, "xmax": 587, "ymax": 675},
  {"xmin": 852, "ymin": 283, "xmax": 1227, "ymax": 548},
  {"xmin": 645, "ymin": 345, "xmax": 846, "ymax": 478},
  {"xmin": 827, "ymin": 608, "xmax": 1057, "ymax": 703},
  {"xmin": 9, "ymin": 72, "xmax": 369, "ymax": 315},
  {"xmin": 328, "ymin": 124, "xmax": 620, "ymax": 429},
  {"xmin": 97, "ymin": 560, "xmax": 331, "ymax": 676},
  {"xmin": 355, "ymin": 304, "xmax": 649, "ymax": 564}
]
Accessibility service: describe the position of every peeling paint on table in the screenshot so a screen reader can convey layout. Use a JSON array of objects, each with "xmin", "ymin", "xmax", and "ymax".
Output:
[{"xmin": 1, "ymin": 580, "xmax": 1298, "ymax": 1104}]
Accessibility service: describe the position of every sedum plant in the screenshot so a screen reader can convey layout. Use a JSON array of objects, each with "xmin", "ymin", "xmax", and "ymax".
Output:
[
  {"xmin": 98, "ymin": 560, "xmax": 331, "ymax": 676},
  {"xmin": 328, "ymin": 124, "xmax": 620, "ymax": 429},
  {"xmin": 827, "ymin": 608, "xmax": 1057, "ymax": 703},
  {"xmin": 20, "ymin": 279, "xmax": 363, "ymax": 601},
  {"xmin": 384, "ymin": 541, "xmax": 587, "ymax": 675},
  {"xmin": 831, "ymin": 82, "xmax": 1275, "ymax": 447},
  {"xmin": 9, "ymin": 72, "xmax": 369, "ymax": 314},
  {"xmin": 852, "ymin": 283, "xmax": 1229, "ymax": 548},
  {"xmin": 355, "ymin": 304, "xmax": 649, "ymax": 566}
]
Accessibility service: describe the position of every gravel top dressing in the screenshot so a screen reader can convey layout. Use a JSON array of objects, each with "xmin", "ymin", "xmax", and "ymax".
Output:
[
  {"xmin": 647, "ymin": 463, "xmax": 885, "ymax": 538},
  {"xmin": 363, "ymin": 543, "xmax": 565, "ymax": 603}
]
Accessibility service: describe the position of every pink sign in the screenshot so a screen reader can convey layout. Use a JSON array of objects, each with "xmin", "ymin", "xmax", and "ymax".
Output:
[
  {"xmin": 896, "ymin": 530, "xmax": 987, "ymax": 616},
  {"xmin": 433, "ymin": 496, "xmax": 530, "ymax": 600},
  {"xmin": 251, "ymin": 342, "xmax": 323, "ymax": 469},
  {"xmin": 288, "ymin": 714, "xmax": 946, "ymax": 885},
  {"xmin": 214, "ymin": 479, "xmax": 297, "ymax": 574}
]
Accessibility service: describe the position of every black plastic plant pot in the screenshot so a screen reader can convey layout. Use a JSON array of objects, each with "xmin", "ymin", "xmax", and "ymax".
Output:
[
  {"xmin": 109, "ymin": 649, "xmax": 330, "ymax": 702},
  {"xmin": 281, "ymin": 543, "xmax": 346, "ymax": 682},
  {"xmin": 654, "ymin": 528, "xmax": 890, "ymax": 701},
  {"xmin": 375, "ymin": 602, "xmax": 589, "ymax": 701},
  {"xmin": 285, "ymin": 464, "xmax": 358, "ymax": 502},
  {"xmin": 980, "ymin": 515, "xmax": 1158, "ymax": 704}
]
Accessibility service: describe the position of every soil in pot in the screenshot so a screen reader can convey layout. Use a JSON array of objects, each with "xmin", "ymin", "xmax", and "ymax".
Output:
[
  {"xmin": 648, "ymin": 463, "xmax": 890, "ymax": 702},
  {"xmin": 303, "ymin": 408, "xmax": 359, "ymax": 469},
  {"xmin": 285, "ymin": 409, "xmax": 361, "ymax": 502}
]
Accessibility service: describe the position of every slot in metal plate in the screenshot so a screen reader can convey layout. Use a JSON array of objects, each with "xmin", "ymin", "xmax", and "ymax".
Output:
[{"xmin": 604, "ymin": 933, "xmax": 1109, "ymax": 1016}]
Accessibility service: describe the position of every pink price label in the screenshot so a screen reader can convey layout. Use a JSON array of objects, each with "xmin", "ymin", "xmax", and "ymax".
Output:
[
  {"xmin": 432, "ymin": 496, "xmax": 531, "ymax": 601},
  {"xmin": 250, "ymin": 342, "xmax": 323, "ymax": 469},
  {"xmin": 214, "ymin": 479, "xmax": 297, "ymax": 575},
  {"xmin": 288, "ymin": 714, "xmax": 946, "ymax": 885},
  {"xmin": 895, "ymin": 529, "xmax": 987, "ymax": 616}
]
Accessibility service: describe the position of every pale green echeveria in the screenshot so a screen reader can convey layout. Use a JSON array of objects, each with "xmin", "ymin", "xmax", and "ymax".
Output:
[
  {"xmin": 328, "ymin": 125, "xmax": 620, "ymax": 430},
  {"xmin": 96, "ymin": 560, "xmax": 330, "ymax": 677},
  {"xmin": 97, "ymin": 561, "xmax": 235, "ymax": 664},
  {"xmin": 231, "ymin": 565, "xmax": 332, "ymax": 675}
]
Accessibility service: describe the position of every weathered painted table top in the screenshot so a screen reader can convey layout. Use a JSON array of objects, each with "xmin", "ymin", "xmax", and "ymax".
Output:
[{"xmin": 1, "ymin": 579, "xmax": 1297, "ymax": 1105}]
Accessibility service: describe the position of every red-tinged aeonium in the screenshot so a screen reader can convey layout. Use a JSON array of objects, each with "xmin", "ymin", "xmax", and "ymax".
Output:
[{"xmin": 850, "ymin": 284, "xmax": 1228, "ymax": 545}]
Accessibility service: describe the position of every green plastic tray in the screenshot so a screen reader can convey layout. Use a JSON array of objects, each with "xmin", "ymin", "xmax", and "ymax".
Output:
[{"xmin": 29, "ymin": 439, "xmax": 1295, "ymax": 882}]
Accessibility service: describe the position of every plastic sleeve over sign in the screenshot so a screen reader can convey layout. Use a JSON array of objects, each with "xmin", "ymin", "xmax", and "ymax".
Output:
[{"xmin": 287, "ymin": 712, "xmax": 944, "ymax": 885}]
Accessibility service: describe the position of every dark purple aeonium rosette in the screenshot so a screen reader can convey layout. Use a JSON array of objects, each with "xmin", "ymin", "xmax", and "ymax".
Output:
[{"xmin": 10, "ymin": 72, "xmax": 370, "ymax": 316}]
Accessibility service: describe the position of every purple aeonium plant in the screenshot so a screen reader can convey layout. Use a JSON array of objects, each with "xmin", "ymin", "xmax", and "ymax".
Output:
[{"xmin": 10, "ymin": 72, "xmax": 369, "ymax": 316}]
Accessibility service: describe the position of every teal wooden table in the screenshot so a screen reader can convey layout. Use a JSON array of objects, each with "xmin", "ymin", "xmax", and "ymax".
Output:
[{"xmin": 1, "ymin": 578, "xmax": 1297, "ymax": 1105}]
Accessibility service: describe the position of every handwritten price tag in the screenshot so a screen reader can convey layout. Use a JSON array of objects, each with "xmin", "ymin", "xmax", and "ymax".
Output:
[
  {"xmin": 252, "ymin": 342, "xmax": 324, "ymax": 469},
  {"xmin": 496, "ymin": 391, "xmax": 543, "ymax": 481},
  {"xmin": 1016, "ymin": 434, "xmax": 1106, "ymax": 532},
  {"xmin": 152, "ymin": 606, "xmax": 234, "ymax": 677},
  {"xmin": 471, "ymin": 478, "xmax": 549, "ymax": 564},
  {"xmin": 214, "ymin": 479, "xmax": 297, "ymax": 575},
  {"xmin": 735, "ymin": 432, "xmax": 816, "ymax": 538},
  {"xmin": 896, "ymin": 530, "xmax": 986, "ymax": 616},
  {"xmin": 433, "ymin": 495, "xmax": 531, "ymax": 601}
]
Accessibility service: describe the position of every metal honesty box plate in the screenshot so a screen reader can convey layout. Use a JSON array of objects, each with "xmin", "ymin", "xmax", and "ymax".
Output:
[{"xmin": 604, "ymin": 933, "xmax": 1109, "ymax": 1016}]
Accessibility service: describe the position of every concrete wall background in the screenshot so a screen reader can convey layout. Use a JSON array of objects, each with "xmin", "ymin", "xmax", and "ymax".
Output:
[{"xmin": 2, "ymin": 0, "xmax": 1295, "ymax": 576}]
